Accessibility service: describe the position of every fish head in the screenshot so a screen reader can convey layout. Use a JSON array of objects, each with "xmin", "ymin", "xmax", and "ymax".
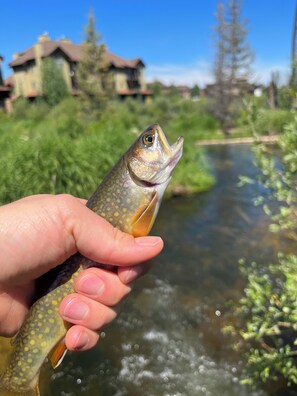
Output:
[{"xmin": 126, "ymin": 124, "xmax": 183, "ymax": 190}]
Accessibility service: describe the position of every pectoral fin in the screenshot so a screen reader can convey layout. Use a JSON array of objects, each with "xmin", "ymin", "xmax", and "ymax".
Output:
[
  {"xmin": 49, "ymin": 339, "xmax": 68, "ymax": 369},
  {"xmin": 132, "ymin": 192, "xmax": 158, "ymax": 237}
]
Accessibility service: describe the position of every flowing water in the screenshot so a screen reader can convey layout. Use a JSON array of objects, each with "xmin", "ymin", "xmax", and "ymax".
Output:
[{"xmin": 36, "ymin": 145, "xmax": 294, "ymax": 395}]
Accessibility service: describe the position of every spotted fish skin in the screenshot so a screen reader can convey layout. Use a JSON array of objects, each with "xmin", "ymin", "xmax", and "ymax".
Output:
[
  {"xmin": 87, "ymin": 157, "xmax": 155, "ymax": 234},
  {"xmin": 1, "ymin": 281, "xmax": 74, "ymax": 391},
  {"xmin": 0, "ymin": 124, "xmax": 183, "ymax": 395}
]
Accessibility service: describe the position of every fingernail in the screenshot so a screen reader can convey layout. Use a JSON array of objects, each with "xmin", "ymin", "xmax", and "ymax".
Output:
[
  {"xmin": 78, "ymin": 274, "xmax": 105, "ymax": 296},
  {"xmin": 73, "ymin": 331, "xmax": 89, "ymax": 350},
  {"xmin": 122, "ymin": 265, "xmax": 145, "ymax": 283},
  {"xmin": 135, "ymin": 236, "xmax": 162, "ymax": 247},
  {"xmin": 63, "ymin": 298, "xmax": 89, "ymax": 321}
]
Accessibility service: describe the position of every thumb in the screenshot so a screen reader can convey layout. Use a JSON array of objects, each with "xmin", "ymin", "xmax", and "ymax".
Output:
[{"xmin": 64, "ymin": 197, "xmax": 164, "ymax": 266}]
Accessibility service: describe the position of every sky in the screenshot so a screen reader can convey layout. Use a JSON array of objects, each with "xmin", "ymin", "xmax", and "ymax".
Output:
[{"xmin": 0, "ymin": 0, "xmax": 296, "ymax": 87}]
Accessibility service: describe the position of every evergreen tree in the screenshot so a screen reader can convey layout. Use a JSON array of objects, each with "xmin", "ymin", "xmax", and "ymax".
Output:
[
  {"xmin": 211, "ymin": 0, "xmax": 253, "ymax": 136},
  {"xmin": 190, "ymin": 84, "xmax": 200, "ymax": 98},
  {"xmin": 76, "ymin": 10, "xmax": 114, "ymax": 119},
  {"xmin": 150, "ymin": 80, "xmax": 163, "ymax": 97},
  {"xmin": 41, "ymin": 58, "xmax": 69, "ymax": 106}
]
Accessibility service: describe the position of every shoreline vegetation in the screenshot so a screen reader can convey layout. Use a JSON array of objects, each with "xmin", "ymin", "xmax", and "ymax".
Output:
[
  {"xmin": 0, "ymin": 96, "xmax": 216, "ymax": 205},
  {"xmin": 0, "ymin": 95, "xmax": 293, "ymax": 205}
]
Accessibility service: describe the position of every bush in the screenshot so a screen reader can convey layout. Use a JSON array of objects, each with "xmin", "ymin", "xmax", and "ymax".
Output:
[
  {"xmin": 232, "ymin": 255, "xmax": 297, "ymax": 388},
  {"xmin": 167, "ymin": 143, "xmax": 215, "ymax": 196},
  {"xmin": 0, "ymin": 121, "xmax": 135, "ymax": 205},
  {"xmin": 227, "ymin": 109, "xmax": 297, "ymax": 392},
  {"xmin": 254, "ymin": 109, "xmax": 294, "ymax": 135},
  {"xmin": 46, "ymin": 97, "xmax": 84, "ymax": 138},
  {"xmin": 277, "ymin": 86, "xmax": 296, "ymax": 110}
]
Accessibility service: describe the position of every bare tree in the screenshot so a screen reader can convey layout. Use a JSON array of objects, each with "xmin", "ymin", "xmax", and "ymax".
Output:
[
  {"xmin": 211, "ymin": 0, "xmax": 254, "ymax": 136},
  {"xmin": 290, "ymin": 2, "xmax": 297, "ymax": 88},
  {"xmin": 268, "ymin": 71, "xmax": 279, "ymax": 110}
]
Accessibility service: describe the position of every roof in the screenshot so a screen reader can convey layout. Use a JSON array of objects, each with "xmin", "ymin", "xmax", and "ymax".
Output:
[{"xmin": 9, "ymin": 40, "xmax": 144, "ymax": 69}]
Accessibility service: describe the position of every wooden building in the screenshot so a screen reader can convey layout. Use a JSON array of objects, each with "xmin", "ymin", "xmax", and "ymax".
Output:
[{"xmin": 9, "ymin": 34, "xmax": 151, "ymax": 101}]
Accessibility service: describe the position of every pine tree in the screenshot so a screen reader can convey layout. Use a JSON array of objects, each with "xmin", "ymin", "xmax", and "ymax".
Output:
[
  {"xmin": 211, "ymin": 0, "xmax": 253, "ymax": 136},
  {"xmin": 190, "ymin": 84, "xmax": 200, "ymax": 98},
  {"xmin": 76, "ymin": 10, "xmax": 114, "ymax": 119}
]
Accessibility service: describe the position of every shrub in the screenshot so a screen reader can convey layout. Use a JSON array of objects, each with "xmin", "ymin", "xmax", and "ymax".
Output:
[
  {"xmin": 232, "ymin": 255, "xmax": 297, "ymax": 388},
  {"xmin": 0, "ymin": 122, "xmax": 135, "ymax": 205},
  {"xmin": 254, "ymin": 109, "xmax": 294, "ymax": 135},
  {"xmin": 227, "ymin": 109, "xmax": 297, "ymax": 392},
  {"xmin": 0, "ymin": 96, "xmax": 216, "ymax": 205}
]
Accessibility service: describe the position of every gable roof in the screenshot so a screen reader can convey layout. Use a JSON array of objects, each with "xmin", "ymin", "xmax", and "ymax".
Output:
[{"xmin": 9, "ymin": 40, "xmax": 144, "ymax": 69}]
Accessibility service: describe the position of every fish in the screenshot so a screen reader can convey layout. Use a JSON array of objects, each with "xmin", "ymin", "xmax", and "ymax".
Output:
[{"xmin": 0, "ymin": 124, "xmax": 183, "ymax": 396}]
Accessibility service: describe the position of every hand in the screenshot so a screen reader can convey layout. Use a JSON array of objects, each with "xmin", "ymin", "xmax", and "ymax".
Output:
[{"xmin": 0, "ymin": 194, "xmax": 163, "ymax": 351}]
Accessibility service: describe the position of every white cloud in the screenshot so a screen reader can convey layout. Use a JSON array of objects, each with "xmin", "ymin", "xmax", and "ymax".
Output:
[
  {"xmin": 145, "ymin": 59, "xmax": 292, "ymax": 87},
  {"xmin": 252, "ymin": 60, "xmax": 291, "ymax": 86},
  {"xmin": 145, "ymin": 60, "xmax": 214, "ymax": 87}
]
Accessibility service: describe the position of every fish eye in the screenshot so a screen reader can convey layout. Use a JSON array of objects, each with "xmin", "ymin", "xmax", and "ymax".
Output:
[{"xmin": 142, "ymin": 133, "xmax": 155, "ymax": 147}]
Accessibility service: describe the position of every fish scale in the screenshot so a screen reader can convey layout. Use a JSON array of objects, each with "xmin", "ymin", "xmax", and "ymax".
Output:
[{"xmin": 0, "ymin": 124, "xmax": 183, "ymax": 395}]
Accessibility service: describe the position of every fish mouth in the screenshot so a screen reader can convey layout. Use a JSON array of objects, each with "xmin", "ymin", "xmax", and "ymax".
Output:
[
  {"xmin": 127, "ymin": 130, "xmax": 184, "ymax": 189},
  {"xmin": 142, "ymin": 136, "xmax": 184, "ymax": 188},
  {"xmin": 168, "ymin": 136, "xmax": 184, "ymax": 168},
  {"xmin": 139, "ymin": 136, "xmax": 184, "ymax": 188}
]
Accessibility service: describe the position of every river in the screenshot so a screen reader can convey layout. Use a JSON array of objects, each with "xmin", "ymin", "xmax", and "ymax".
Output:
[{"xmin": 38, "ymin": 145, "xmax": 293, "ymax": 395}]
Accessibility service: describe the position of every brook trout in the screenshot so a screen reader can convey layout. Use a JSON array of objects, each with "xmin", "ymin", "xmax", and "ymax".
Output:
[{"xmin": 0, "ymin": 124, "xmax": 183, "ymax": 395}]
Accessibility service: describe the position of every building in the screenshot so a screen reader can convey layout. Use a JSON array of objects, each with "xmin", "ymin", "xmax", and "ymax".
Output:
[
  {"xmin": 203, "ymin": 79, "xmax": 261, "ymax": 98},
  {"xmin": 9, "ymin": 34, "xmax": 151, "ymax": 101},
  {"xmin": 0, "ymin": 56, "xmax": 11, "ymax": 110},
  {"xmin": 176, "ymin": 85, "xmax": 191, "ymax": 99}
]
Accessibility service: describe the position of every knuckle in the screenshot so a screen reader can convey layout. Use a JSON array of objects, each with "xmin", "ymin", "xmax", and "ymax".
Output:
[{"xmin": 101, "ymin": 226, "xmax": 133, "ymax": 264}]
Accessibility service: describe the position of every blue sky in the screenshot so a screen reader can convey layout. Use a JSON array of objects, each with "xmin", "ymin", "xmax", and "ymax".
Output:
[{"xmin": 0, "ymin": 0, "xmax": 296, "ymax": 86}]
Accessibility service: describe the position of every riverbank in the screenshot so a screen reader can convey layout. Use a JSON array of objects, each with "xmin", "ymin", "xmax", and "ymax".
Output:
[{"xmin": 197, "ymin": 134, "xmax": 279, "ymax": 146}]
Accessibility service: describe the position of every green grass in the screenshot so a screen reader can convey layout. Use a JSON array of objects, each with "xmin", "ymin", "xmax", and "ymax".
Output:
[{"xmin": 0, "ymin": 97, "xmax": 216, "ymax": 204}]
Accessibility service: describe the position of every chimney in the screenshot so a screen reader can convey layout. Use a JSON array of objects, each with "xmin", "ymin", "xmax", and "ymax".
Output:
[
  {"xmin": 13, "ymin": 53, "xmax": 20, "ymax": 60},
  {"xmin": 38, "ymin": 33, "xmax": 51, "ymax": 42},
  {"xmin": 0, "ymin": 55, "xmax": 3, "ymax": 86},
  {"xmin": 34, "ymin": 36, "xmax": 45, "ymax": 94},
  {"xmin": 60, "ymin": 36, "xmax": 72, "ymax": 44}
]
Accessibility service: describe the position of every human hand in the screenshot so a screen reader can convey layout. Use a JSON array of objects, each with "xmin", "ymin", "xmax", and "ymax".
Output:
[{"xmin": 0, "ymin": 194, "xmax": 163, "ymax": 350}]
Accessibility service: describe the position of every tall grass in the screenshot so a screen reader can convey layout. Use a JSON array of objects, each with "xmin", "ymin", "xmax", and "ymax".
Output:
[{"xmin": 0, "ymin": 97, "xmax": 216, "ymax": 205}]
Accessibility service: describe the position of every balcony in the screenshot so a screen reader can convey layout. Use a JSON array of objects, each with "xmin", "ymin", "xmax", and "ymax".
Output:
[{"xmin": 127, "ymin": 79, "xmax": 140, "ymax": 91}]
